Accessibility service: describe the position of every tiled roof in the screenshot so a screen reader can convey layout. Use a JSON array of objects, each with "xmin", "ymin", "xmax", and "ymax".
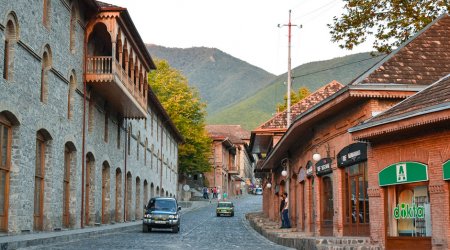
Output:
[
  {"xmin": 96, "ymin": 1, "xmax": 121, "ymax": 8},
  {"xmin": 357, "ymin": 14, "xmax": 450, "ymax": 85},
  {"xmin": 366, "ymin": 74, "xmax": 450, "ymax": 124},
  {"xmin": 206, "ymin": 125, "xmax": 250, "ymax": 144},
  {"xmin": 256, "ymin": 80, "xmax": 344, "ymax": 130}
]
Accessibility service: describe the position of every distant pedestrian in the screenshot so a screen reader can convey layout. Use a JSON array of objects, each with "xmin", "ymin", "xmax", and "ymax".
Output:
[
  {"xmin": 282, "ymin": 192, "xmax": 291, "ymax": 228},
  {"xmin": 279, "ymin": 193, "xmax": 285, "ymax": 228},
  {"xmin": 213, "ymin": 187, "xmax": 218, "ymax": 199},
  {"xmin": 223, "ymin": 192, "xmax": 228, "ymax": 200},
  {"xmin": 202, "ymin": 187, "xmax": 208, "ymax": 199}
]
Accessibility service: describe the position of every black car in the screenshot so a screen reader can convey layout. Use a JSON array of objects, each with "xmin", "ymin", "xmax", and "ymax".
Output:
[{"xmin": 143, "ymin": 197, "xmax": 181, "ymax": 233}]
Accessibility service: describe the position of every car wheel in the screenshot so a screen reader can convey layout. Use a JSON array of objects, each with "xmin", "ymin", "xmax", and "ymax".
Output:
[
  {"xmin": 143, "ymin": 224, "xmax": 149, "ymax": 233},
  {"xmin": 216, "ymin": 213, "xmax": 220, "ymax": 217},
  {"xmin": 231, "ymin": 212, "xmax": 234, "ymax": 217},
  {"xmin": 172, "ymin": 225, "xmax": 179, "ymax": 233}
]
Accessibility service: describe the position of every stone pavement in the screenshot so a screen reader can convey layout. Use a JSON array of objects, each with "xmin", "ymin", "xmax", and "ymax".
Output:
[
  {"xmin": 245, "ymin": 212, "xmax": 383, "ymax": 250},
  {"xmin": 0, "ymin": 200, "xmax": 211, "ymax": 250}
]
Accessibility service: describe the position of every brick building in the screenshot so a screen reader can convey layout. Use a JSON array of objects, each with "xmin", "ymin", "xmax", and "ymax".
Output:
[
  {"xmin": 0, "ymin": 0, "xmax": 182, "ymax": 233},
  {"xmin": 254, "ymin": 13, "xmax": 450, "ymax": 250},
  {"xmin": 205, "ymin": 125, "xmax": 253, "ymax": 198}
]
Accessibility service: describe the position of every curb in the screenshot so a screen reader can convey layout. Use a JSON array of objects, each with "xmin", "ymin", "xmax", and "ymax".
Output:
[{"xmin": 0, "ymin": 201, "xmax": 213, "ymax": 250}]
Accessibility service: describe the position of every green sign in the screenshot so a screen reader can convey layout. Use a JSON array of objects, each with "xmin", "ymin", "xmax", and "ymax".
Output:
[
  {"xmin": 444, "ymin": 160, "xmax": 450, "ymax": 180},
  {"xmin": 378, "ymin": 162, "xmax": 428, "ymax": 186},
  {"xmin": 393, "ymin": 203, "xmax": 425, "ymax": 219}
]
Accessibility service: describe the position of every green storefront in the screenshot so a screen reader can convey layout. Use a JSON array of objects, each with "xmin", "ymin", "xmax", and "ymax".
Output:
[{"xmin": 379, "ymin": 162, "xmax": 432, "ymax": 249}]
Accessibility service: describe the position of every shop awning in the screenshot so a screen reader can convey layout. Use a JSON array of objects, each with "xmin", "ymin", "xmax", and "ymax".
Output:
[{"xmin": 379, "ymin": 162, "xmax": 428, "ymax": 186}]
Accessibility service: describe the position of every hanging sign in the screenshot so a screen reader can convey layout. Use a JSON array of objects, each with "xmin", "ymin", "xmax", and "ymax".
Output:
[
  {"xmin": 305, "ymin": 161, "xmax": 313, "ymax": 178},
  {"xmin": 315, "ymin": 158, "xmax": 333, "ymax": 176},
  {"xmin": 298, "ymin": 168, "xmax": 306, "ymax": 183},
  {"xmin": 378, "ymin": 162, "xmax": 428, "ymax": 186},
  {"xmin": 443, "ymin": 160, "xmax": 450, "ymax": 180},
  {"xmin": 337, "ymin": 142, "xmax": 367, "ymax": 168}
]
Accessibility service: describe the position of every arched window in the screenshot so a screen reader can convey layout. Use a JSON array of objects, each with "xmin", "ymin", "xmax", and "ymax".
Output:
[
  {"xmin": 43, "ymin": 0, "xmax": 51, "ymax": 29},
  {"xmin": 67, "ymin": 71, "xmax": 76, "ymax": 120},
  {"xmin": 69, "ymin": 3, "xmax": 77, "ymax": 53},
  {"xmin": 3, "ymin": 13, "xmax": 19, "ymax": 81},
  {"xmin": 63, "ymin": 142, "xmax": 76, "ymax": 228},
  {"xmin": 34, "ymin": 129, "xmax": 52, "ymax": 231},
  {"xmin": 40, "ymin": 45, "xmax": 52, "ymax": 103}
]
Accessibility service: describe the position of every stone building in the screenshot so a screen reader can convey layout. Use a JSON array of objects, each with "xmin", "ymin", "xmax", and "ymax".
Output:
[
  {"xmin": 0, "ymin": 0, "xmax": 182, "ymax": 233},
  {"xmin": 253, "ymin": 13, "xmax": 450, "ymax": 250}
]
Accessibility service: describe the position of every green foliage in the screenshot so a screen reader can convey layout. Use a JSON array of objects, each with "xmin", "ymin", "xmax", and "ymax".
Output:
[
  {"xmin": 148, "ymin": 59, "xmax": 212, "ymax": 174},
  {"xmin": 328, "ymin": 0, "xmax": 450, "ymax": 53},
  {"xmin": 208, "ymin": 52, "xmax": 385, "ymax": 130},
  {"xmin": 276, "ymin": 87, "xmax": 311, "ymax": 112}
]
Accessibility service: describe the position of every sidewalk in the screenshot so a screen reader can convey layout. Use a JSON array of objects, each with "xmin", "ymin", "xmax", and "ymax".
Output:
[
  {"xmin": 0, "ymin": 200, "xmax": 212, "ymax": 250},
  {"xmin": 245, "ymin": 212, "xmax": 382, "ymax": 250}
]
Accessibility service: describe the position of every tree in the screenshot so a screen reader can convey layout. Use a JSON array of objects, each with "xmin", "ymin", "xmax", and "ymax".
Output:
[
  {"xmin": 148, "ymin": 59, "xmax": 212, "ymax": 174},
  {"xmin": 277, "ymin": 87, "xmax": 310, "ymax": 112},
  {"xmin": 328, "ymin": 1, "xmax": 450, "ymax": 53}
]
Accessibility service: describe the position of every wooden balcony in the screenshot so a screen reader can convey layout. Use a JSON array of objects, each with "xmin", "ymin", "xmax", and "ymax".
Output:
[
  {"xmin": 85, "ymin": 56, "xmax": 147, "ymax": 118},
  {"xmin": 228, "ymin": 165, "xmax": 239, "ymax": 175}
]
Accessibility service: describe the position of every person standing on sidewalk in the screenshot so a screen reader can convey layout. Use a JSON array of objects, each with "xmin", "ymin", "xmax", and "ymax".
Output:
[
  {"xmin": 279, "ymin": 193, "xmax": 285, "ymax": 228},
  {"xmin": 282, "ymin": 192, "xmax": 291, "ymax": 228}
]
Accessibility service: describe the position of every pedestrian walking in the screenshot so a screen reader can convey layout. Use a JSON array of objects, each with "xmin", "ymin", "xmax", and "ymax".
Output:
[
  {"xmin": 223, "ymin": 191, "xmax": 228, "ymax": 200},
  {"xmin": 213, "ymin": 187, "xmax": 218, "ymax": 199},
  {"xmin": 282, "ymin": 192, "xmax": 291, "ymax": 228},
  {"xmin": 279, "ymin": 193, "xmax": 285, "ymax": 228},
  {"xmin": 202, "ymin": 187, "xmax": 208, "ymax": 199}
]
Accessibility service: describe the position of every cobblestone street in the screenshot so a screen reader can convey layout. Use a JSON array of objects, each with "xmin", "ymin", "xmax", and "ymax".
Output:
[{"xmin": 20, "ymin": 195, "xmax": 292, "ymax": 250}]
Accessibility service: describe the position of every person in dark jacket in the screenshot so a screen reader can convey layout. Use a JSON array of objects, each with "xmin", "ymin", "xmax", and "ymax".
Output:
[{"xmin": 279, "ymin": 192, "xmax": 285, "ymax": 228}]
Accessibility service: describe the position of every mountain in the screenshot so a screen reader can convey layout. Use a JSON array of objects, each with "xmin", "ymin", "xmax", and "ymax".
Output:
[
  {"xmin": 208, "ymin": 52, "xmax": 386, "ymax": 130},
  {"xmin": 146, "ymin": 44, "xmax": 277, "ymax": 116}
]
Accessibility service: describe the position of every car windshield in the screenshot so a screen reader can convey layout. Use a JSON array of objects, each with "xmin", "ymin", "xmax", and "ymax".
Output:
[
  {"xmin": 148, "ymin": 199, "xmax": 177, "ymax": 212},
  {"xmin": 218, "ymin": 202, "xmax": 233, "ymax": 208}
]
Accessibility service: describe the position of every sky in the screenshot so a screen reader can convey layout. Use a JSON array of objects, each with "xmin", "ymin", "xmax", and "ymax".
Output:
[{"xmin": 101, "ymin": 0, "xmax": 374, "ymax": 75}]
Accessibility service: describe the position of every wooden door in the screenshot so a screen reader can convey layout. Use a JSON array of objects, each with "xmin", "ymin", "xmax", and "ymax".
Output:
[{"xmin": 321, "ymin": 176, "xmax": 333, "ymax": 236}]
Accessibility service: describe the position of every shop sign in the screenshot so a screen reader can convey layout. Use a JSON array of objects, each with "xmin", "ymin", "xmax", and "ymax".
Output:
[
  {"xmin": 298, "ymin": 168, "xmax": 306, "ymax": 183},
  {"xmin": 315, "ymin": 158, "xmax": 333, "ymax": 176},
  {"xmin": 443, "ymin": 160, "xmax": 450, "ymax": 180},
  {"xmin": 393, "ymin": 203, "xmax": 425, "ymax": 219},
  {"xmin": 379, "ymin": 162, "xmax": 428, "ymax": 186},
  {"xmin": 306, "ymin": 161, "xmax": 313, "ymax": 178},
  {"xmin": 337, "ymin": 142, "xmax": 367, "ymax": 168}
]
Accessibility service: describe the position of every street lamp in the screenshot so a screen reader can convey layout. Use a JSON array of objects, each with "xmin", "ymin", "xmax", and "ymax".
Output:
[
  {"xmin": 266, "ymin": 183, "xmax": 272, "ymax": 188},
  {"xmin": 281, "ymin": 170, "xmax": 288, "ymax": 177},
  {"xmin": 313, "ymin": 153, "xmax": 321, "ymax": 161}
]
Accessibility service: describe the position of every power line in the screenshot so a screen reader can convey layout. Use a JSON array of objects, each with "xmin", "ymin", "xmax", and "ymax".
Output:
[{"xmin": 292, "ymin": 54, "xmax": 387, "ymax": 79}]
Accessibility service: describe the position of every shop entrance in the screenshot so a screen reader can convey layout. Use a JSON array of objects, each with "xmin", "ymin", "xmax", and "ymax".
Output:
[
  {"xmin": 320, "ymin": 175, "xmax": 333, "ymax": 236},
  {"xmin": 343, "ymin": 163, "xmax": 369, "ymax": 236}
]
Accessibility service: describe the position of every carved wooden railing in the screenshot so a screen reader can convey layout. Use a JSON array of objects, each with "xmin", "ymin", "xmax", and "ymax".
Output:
[{"xmin": 86, "ymin": 56, "xmax": 146, "ymax": 111}]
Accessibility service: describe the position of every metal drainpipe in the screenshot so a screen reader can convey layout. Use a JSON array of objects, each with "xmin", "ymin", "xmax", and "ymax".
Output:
[
  {"xmin": 124, "ymin": 121, "xmax": 128, "ymax": 222},
  {"xmin": 159, "ymin": 122, "xmax": 163, "ymax": 196},
  {"xmin": 81, "ymin": 26, "xmax": 88, "ymax": 229}
]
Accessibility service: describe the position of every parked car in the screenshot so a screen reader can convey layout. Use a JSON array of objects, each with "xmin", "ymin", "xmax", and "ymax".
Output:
[
  {"xmin": 255, "ymin": 188, "xmax": 263, "ymax": 195},
  {"xmin": 216, "ymin": 201, "xmax": 234, "ymax": 217},
  {"xmin": 143, "ymin": 197, "xmax": 181, "ymax": 233}
]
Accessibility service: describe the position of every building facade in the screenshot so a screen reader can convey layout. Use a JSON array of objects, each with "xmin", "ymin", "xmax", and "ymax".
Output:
[
  {"xmin": 253, "ymin": 14, "xmax": 450, "ymax": 250},
  {"xmin": 205, "ymin": 125, "xmax": 253, "ymax": 197},
  {"xmin": 0, "ymin": 0, "xmax": 182, "ymax": 233}
]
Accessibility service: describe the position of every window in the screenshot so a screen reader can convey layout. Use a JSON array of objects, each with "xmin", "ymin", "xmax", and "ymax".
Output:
[
  {"xmin": 69, "ymin": 4, "xmax": 76, "ymax": 53},
  {"xmin": 43, "ymin": 0, "xmax": 51, "ymax": 29},
  {"xmin": 67, "ymin": 72, "xmax": 76, "ymax": 120},
  {"xmin": 34, "ymin": 132, "xmax": 46, "ymax": 231},
  {"xmin": 3, "ymin": 13, "xmax": 18, "ymax": 81},
  {"xmin": 40, "ymin": 46, "xmax": 52, "ymax": 103},
  {"xmin": 386, "ymin": 184, "xmax": 431, "ymax": 237},
  {"xmin": 0, "ymin": 116, "xmax": 12, "ymax": 231},
  {"xmin": 63, "ymin": 143, "xmax": 75, "ymax": 228}
]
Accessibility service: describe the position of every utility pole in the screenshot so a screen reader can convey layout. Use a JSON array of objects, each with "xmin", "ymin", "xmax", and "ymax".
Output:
[
  {"xmin": 278, "ymin": 9, "xmax": 301, "ymax": 128},
  {"xmin": 278, "ymin": 10, "xmax": 301, "ymax": 197}
]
